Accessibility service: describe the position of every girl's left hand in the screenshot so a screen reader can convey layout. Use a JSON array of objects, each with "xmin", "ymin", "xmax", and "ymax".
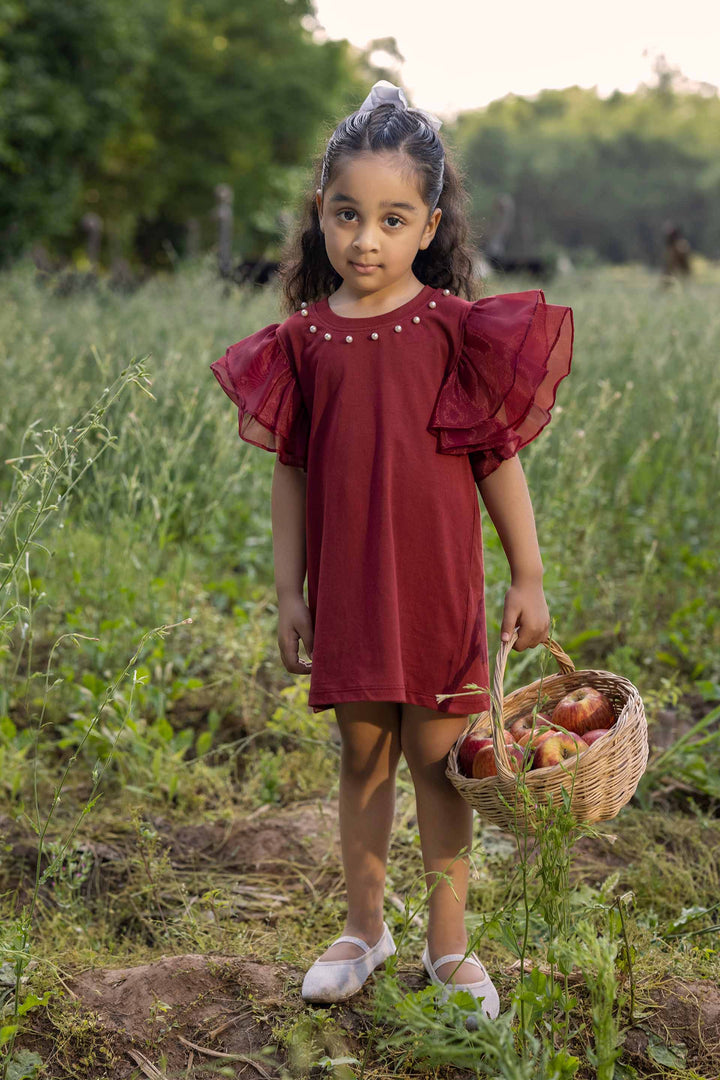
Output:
[{"xmin": 500, "ymin": 579, "xmax": 550, "ymax": 651}]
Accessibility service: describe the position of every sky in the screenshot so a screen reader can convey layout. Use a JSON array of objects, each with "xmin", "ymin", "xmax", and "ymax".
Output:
[{"xmin": 312, "ymin": 0, "xmax": 720, "ymax": 118}]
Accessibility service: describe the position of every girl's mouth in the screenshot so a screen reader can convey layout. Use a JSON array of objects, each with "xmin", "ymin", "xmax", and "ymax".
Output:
[{"xmin": 350, "ymin": 262, "xmax": 379, "ymax": 275}]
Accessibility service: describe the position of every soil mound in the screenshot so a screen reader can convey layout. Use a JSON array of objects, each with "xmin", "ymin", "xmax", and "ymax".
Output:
[
  {"xmin": 154, "ymin": 801, "xmax": 339, "ymax": 873},
  {"xmin": 624, "ymin": 979, "xmax": 720, "ymax": 1076},
  {"xmin": 67, "ymin": 953, "xmax": 288, "ymax": 1078}
]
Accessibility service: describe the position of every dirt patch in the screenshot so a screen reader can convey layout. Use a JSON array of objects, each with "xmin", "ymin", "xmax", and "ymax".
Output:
[
  {"xmin": 624, "ymin": 978, "xmax": 720, "ymax": 1076},
  {"xmin": 14, "ymin": 953, "xmax": 289, "ymax": 1079},
  {"xmin": 70, "ymin": 954, "xmax": 282, "ymax": 1034},
  {"xmin": 152, "ymin": 800, "xmax": 340, "ymax": 874},
  {"xmin": 650, "ymin": 979, "xmax": 720, "ymax": 1068},
  {"xmin": 19, "ymin": 950, "xmax": 409, "ymax": 1079},
  {"xmin": 0, "ymin": 801, "xmax": 342, "ymax": 911}
]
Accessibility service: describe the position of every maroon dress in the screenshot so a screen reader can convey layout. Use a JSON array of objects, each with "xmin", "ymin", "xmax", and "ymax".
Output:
[{"xmin": 211, "ymin": 286, "xmax": 573, "ymax": 715}]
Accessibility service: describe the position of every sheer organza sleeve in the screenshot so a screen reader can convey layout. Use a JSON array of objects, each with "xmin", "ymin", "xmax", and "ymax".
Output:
[
  {"xmin": 428, "ymin": 290, "xmax": 573, "ymax": 481},
  {"xmin": 210, "ymin": 324, "xmax": 310, "ymax": 469}
]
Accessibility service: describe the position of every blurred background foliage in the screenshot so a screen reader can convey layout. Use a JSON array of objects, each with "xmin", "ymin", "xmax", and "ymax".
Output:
[
  {"xmin": 455, "ymin": 62, "xmax": 720, "ymax": 265},
  {"xmin": 1, "ymin": 0, "xmax": 719, "ymax": 269},
  {"xmin": 0, "ymin": 0, "xmax": 377, "ymax": 264}
]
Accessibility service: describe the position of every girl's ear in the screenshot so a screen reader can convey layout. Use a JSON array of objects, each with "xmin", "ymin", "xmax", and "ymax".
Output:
[
  {"xmin": 419, "ymin": 207, "xmax": 442, "ymax": 250},
  {"xmin": 315, "ymin": 189, "xmax": 324, "ymax": 232}
]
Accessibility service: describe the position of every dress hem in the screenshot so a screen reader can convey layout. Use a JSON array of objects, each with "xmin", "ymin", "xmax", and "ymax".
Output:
[{"xmin": 309, "ymin": 685, "xmax": 489, "ymax": 716}]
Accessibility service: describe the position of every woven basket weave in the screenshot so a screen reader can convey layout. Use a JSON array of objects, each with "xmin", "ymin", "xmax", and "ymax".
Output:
[{"xmin": 446, "ymin": 633, "xmax": 649, "ymax": 831}]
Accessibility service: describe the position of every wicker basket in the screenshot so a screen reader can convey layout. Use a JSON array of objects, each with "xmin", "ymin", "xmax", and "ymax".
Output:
[{"xmin": 446, "ymin": 634, "xmax": 649, "ymax": 831}]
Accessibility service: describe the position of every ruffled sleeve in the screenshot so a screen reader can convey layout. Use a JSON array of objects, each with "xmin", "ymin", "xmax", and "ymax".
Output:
[
  {"xmin": 210, "ymin": 324, "xmax": 310, "ymax": 469},
  {"xmin": 428, "ymin": 290, "xmax": 573, "ymax": 481}
]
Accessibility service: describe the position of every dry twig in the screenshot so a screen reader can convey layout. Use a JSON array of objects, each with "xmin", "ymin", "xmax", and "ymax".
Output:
[
  {"xmin": 208, "ymin": 1011, "xmax": 251, "ymax": 1039},
  {"xmin": 127, "ymin": 1048, "xmax": 170, "ymax": 1080},
  {"xmin": 177, "ymin": 1034, "xmax": 275, "ymax": 1078}
]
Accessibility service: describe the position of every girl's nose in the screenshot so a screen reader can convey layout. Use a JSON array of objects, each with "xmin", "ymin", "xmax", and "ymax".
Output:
[{"xmin": 352, "ymin": 226, "xmax": 380, "ymax": 252}]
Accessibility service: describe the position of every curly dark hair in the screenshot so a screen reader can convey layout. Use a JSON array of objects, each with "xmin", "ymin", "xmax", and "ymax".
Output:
[{"xmin": 281, "ymin": 102, "xmax": 478, "ymax": 313}]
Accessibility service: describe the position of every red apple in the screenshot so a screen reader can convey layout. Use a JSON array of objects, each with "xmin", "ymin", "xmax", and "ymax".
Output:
[
  {"xmin": 550, "ymin": 687, "xmax": 615, "ymax": 736},
  {"xmin": 519, "ymin": 728, "xmax": 558, "ymax": 766},
  {"xmin": 508, "ymin": 713, "xmax": 550, "ymax": 742},
  {"xmin": 458, "ymin": 733, "xmax": 491, "ymax": 777},
  {"xmin": 517, "ymin": 725, "xmax": 555, "ymax": 749},
  {"xmin": 582, "ymin": 728, "xmax": 610, "ymax": 746},
  {"xmin": 532, "ymin": 732, "xmax": 587, "ymax": 770},
  {"xmin": 472, "ymin": 742, "xmax": 524, "ymax": 779},
  {"xmin": 458, "ymin": 730, "xmax": 513, "ymax": 776}
]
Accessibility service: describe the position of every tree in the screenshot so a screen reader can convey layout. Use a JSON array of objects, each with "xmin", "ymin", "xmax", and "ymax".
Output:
[
  {"xmin": 452, "ymin": 80, "xmax": 720, "ymax": 265},
  {"xmin": 0, "ymin": 0, "xmax": 370, "ymax": 264},
  {"xmin": 0, "ymin": 0, "xmax": 149, "ymax": 258}
]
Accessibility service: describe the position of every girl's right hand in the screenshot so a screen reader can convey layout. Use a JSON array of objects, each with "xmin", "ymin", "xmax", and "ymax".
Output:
[{"xmin": 277, "ymin": 593, "xmax": 314, "ymax": 674}]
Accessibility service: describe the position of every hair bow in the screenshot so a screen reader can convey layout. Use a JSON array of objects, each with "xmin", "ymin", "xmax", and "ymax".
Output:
[{"xmin": 357, "ymin": 80, "xmax": 442, "ymax": 131}]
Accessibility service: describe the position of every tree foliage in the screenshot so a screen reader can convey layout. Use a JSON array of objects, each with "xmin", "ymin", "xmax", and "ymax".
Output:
[
  {"xmin": 0, "ymin": 0, "xmax": 150, "ymax": 256},
  {"xmin": 3, "ymin": 16, "xmax": 719, "ymax": 269},
  {"xmin": 0, "ymin": 0, "xmax": 368, "ymax": 263},
  {"xmin": 452, "ymin": 68, "xmax": 720, "ymax": 265}
]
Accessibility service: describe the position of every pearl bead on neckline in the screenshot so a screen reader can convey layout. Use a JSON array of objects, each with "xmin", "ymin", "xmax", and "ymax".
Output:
[{"xmin": 305, "ymin": 290, "xmax": 449, "ymax": 341}]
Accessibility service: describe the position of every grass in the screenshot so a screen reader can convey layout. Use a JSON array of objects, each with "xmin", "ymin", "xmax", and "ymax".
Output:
[{"xmin": 0, "ymin": 258, "xmax": 719, "ymax": 1079}]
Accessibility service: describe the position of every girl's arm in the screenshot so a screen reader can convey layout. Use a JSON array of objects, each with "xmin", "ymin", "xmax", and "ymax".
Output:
[
  {"xmin": 478, "ymin": 455, "xmax": 550, "ymax": 651},
  {"xmin": 271, "ymin": 459, "xmax": 314, "ymax": 673}
]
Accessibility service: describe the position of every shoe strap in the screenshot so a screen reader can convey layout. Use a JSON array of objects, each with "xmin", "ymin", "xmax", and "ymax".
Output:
[
  {"xmin": 332, "ymin": 934, "xmax": 371, "ymax": 953},
  {"xmin": 432, "ymin": 951, "xmax": 485, "ymax": 972}
]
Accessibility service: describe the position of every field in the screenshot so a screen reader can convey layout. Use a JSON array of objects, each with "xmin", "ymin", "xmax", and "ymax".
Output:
[{"xmin": 1, "ymin": 260, "xmax": 719, "ymax": 1080}]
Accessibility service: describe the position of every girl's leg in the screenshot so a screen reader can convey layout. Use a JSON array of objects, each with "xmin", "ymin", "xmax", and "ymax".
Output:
[
  {"xmin": 316, "ymin": 701, "xmax": 402, "ymax": 962},
  {"xmin": 400, "ymin": 704, "xmax": 479, "ymax": 984}
]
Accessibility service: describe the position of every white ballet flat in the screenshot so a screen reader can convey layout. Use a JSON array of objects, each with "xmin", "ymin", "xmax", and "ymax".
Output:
[
  {"xmin": 422, "ymin": 943, "xmax": 500, "ymax": 1018},
  {"xmin": 301, "ymin": 922, "xmax": 396, "ymax": 1003}
]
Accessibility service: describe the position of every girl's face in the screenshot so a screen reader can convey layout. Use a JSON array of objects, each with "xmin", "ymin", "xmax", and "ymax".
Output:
[{"xmin": 316, "ymin": 151, "xmax": 441, "ymax": 306}]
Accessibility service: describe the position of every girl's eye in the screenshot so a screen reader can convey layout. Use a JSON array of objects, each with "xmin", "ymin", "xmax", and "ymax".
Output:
[
  {"xmin": 385, "ymin": 215, "xmax": 403, "ymax": 228},
  {"xmin": 338, "ymin": 210, "xmax": 357, "ymax": 222}
]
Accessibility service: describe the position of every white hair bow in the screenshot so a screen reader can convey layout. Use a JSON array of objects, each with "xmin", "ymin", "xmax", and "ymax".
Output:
[{"xmin": 357, "ymin": 80, "xmax": 442, "ymax": 131}]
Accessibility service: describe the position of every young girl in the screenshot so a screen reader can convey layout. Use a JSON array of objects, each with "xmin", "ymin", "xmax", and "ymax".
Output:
[{"xmin": 211, "ymin": 81, "xmax": 573, "ymax": 1016}]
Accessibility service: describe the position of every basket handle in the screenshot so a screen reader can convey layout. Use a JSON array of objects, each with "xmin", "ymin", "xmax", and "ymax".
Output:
[{"xmin": 485, "ymin": 633, "xmax": 576, "ymax": 778}]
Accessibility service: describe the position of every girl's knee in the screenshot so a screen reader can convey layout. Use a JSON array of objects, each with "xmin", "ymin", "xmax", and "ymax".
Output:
[
  {"xmin": 400, "ymin": 706, "xmax": 468, "ymax": 775},
  {"xmin": 340, "ymin": 742, "xmax": 400, "ymax": 783},
  {"xmin": 336, "ymin": 702, "xmax": 402, "ymax": 777}
]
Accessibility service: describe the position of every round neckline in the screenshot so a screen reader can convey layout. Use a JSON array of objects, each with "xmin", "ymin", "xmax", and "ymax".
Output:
[{"xmin": 311, "ymin": 285, "xmax": 438, "ymax": 330}]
